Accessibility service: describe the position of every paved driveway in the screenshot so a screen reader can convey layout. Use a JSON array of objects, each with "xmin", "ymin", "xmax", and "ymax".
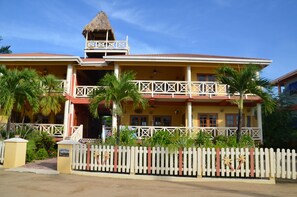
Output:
[{"xmin": 0, "ymin": 169, "xmax": 296, "ymax": 197}]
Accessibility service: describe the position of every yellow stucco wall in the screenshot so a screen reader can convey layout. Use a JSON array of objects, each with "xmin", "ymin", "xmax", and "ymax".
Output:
[{"xmin": 120, "ymin": 103, "xmax": 258, "ymax": 127}]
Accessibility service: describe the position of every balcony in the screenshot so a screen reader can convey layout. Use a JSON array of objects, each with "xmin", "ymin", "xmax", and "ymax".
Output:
[
  {"xmin": 85, "ymin": 40, "xmax": 129, "ymax": 52},
  {"xmin": 74, "ymin": 80, "xmax": 255, "ymax": 98}
]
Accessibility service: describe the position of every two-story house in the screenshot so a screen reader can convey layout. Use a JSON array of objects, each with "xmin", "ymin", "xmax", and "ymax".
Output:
[{"xmin": 0, "ymin": 11, "xmax": 271, "ymax": 142}]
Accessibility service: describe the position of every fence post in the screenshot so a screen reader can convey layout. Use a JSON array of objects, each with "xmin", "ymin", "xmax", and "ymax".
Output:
[
  {"xmin": 3, "ymin": 137, "xmax": 28, "ymax": 168},
  {"xmin": 57, "ymin": 139, "xmax": 79, "ymax": 174},
  {"xmin": 130, "ymin": 146, "xmax": 135, "ymax": 175}
]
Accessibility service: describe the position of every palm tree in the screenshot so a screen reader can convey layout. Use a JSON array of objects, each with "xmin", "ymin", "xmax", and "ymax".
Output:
[
  {"xmin": 89, "ymin": 71, "xmax": 147, "ymax": 144},
  {"xmin": 0, "ymin": 65, "xmax": 42, "ymax": 138},
  {"xmin": 0, "ymin": 36, "xmax": 12, "ymax": 54},
  {"xmin": 39, "ymin": 74, "xmax": 65, "ymax": 116},
  {"xmin": 216, "ymin": 65, "xmax": 275, "ymax": 143}
]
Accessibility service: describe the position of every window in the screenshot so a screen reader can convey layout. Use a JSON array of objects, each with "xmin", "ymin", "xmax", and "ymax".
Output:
[
  {"xmin": 199, "ymin": 114, "xmax": 218, "ymax": 127},
  {"xmin": 130, "ymin": 116, "xmax": 148, "ymax": 126},
  {"xmin": 225, "ymin": 114, "xmax": 245, "ymax": 127},
  {"xmin": 153, "ymin": 116, "xmax": 171, "ymax": 126},
  {"xmin": 247, "ymin": 115, "xmax": 251, "ymax": 127},
  {"xmin": 197, "ymin": 74, "xmax": 216, "ymax": 81}
]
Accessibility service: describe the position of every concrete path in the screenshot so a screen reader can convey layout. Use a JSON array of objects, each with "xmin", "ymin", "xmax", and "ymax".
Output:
[
  {"xmin": 0, "ymin": 168, "xmax": 296, "ymax": 197},
  {"xmin": 5, "ymin": 158, "xmax": 59, "ymax": 174}
]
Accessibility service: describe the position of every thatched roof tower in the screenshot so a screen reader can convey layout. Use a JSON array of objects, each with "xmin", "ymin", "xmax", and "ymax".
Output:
[{"xmin": 82, "ymin": 11, "xmax": 115, "ymax": 40}]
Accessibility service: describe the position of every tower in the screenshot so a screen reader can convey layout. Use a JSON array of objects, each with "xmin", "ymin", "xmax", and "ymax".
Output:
[{"xmin": 82, "ymin": 11, "xmax": 129, "ymax": 58}]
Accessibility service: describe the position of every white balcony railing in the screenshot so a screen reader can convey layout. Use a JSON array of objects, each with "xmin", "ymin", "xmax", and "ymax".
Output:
[
  {"xmin": 86, "ymin": 40, "xmax": 128, "ymax": 50},
  {"xmin": 58, "ymin": 80, "xmax": 67, "ymax": 93},
  {"xmin": 0, "ymin": 123, "xmax": 64, "ymax": 137},
  {"xmin": 73, "ymin": 80, "xmax": 257, "ymax": 98},
  {"xmin": 122, "ymin": 126, "xmax": 262, "ymax": 141},
  {"xmin": 75, "ymin": 86, "xmax": 99, "ymax": 98}
]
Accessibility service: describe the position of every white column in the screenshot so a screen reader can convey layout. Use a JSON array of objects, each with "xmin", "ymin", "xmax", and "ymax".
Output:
[
  {"xmin": 114, "ymin": 63, "xmax": 119, "ymax": 78},
  {"xmin": 187, "ymin": 65, "xmax": 192, "ymax": 97},
  {"xmin": 112, "ymin": 64, "xmax": 119, "ymax": 132},
  {"xmin": 63, "ymin": 100, "xmax": 70, "ymax": 139},
  {"xmin": 257, "ymin": 103, "xmax": 263, "ymax": 143},
  {"xmin": 84, "ymin": 33, "xmax": 88, "ymax": 58},
  {"xmin": 187, "ymin": 101, "xmax": 192, "ymax": 128},
  {"xmin": 66, "ymin": 64, "xmax": 73, "ymax": 95}
]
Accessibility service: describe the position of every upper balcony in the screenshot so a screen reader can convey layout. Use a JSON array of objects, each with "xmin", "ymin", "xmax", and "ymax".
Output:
[
  {"xmin": 84, "ymin": 37, "xmax": 129, "ymax": 56},
  {"xmin": 74, "ymin": 80, "xmax": 257, "ymax": 100}
]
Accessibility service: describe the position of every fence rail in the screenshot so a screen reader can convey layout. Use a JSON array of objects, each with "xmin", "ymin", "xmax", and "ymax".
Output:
[
  {"xmin": 72, "ymin": 145, "xmax": 296, "ymax": 180},
  {"xmin": 0, "ymin": 123, "xmax": 64, "ymax": 137},
  {"xmin": 0, "ymin": 141, "xmax": 5, "ymax": 165}
]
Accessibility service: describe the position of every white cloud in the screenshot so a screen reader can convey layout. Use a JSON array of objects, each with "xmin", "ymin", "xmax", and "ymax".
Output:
[
  {"xmin": 82, "ymin": 0, "xmax": 181, "ymax": 37},
  {"xmin": 0, "ymin": 22, "xmax": 83, "ymax": 50}
]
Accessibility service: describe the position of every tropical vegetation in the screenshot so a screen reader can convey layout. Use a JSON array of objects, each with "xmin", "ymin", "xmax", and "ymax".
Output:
[
  {"xmin": 0, "ymin": 65, "xmax": 64, "ymax": 138},
  {"xmin": 263, "ymin": 94, "xmax": 297, "ymax": 149},
  {"xmin": 0, "ymin": 36, "xmax": 12, "ymax": 54},
  {"xmin": 216, "ymin": 65, "xmax": 275, "ymax": 143},
  {"xmin": 100, "ymin": 128, "xmax": 255, "ymax": 148},
  {"xmin": 89, "ymin": 71, "xmax": 147, "ymax": 144}
]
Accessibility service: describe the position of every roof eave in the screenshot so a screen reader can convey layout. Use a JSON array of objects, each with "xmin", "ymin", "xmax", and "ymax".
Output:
[
  {"xmin": 104, "ymin": 56, "xmax": 272, "ymax": 66},
  {"xmin": 0, "ymin": 56, "xmax": 81, "ymax": 63}
]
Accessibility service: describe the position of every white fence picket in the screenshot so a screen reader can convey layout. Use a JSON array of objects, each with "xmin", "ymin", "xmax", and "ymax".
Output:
[
  {"xmin": 0, "ymin": 141, "xmax": 5, "ymax": 164},
  {"xmin": 292, "ymin": 149, "xmax": 297, "ymax": 179}
]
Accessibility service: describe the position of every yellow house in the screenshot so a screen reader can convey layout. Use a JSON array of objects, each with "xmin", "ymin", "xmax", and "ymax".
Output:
[{"xmin": 0, "ymin": 11, "xmax": 271, "ymax": 143}]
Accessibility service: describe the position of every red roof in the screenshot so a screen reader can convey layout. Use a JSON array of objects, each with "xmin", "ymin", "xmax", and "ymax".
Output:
[
  {"xmin": 272, "ymin": 69, "xmax": 297, "ymax": 85},
  {"xmin": 115, "ymin": 53, "xmax": 270, "ymax": 61},
  {"xmin": 0, "ymin": 52, "xmax": 74, "ymax": 57}
]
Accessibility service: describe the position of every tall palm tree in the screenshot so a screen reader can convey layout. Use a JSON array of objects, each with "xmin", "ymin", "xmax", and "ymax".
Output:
[
  {"xmin": 216, "ymin": 65, "xmax": 275, "ymax": 143},
  {"xmin": 39, "ymin": 74, "xmax": 65, "ymax": 116},
  {"xmin": 89, "ymin": 71, "xmax": 147, "ymax": 144},
  {"xmin": 0, "ymin": 65, "xmax": 42, "ymax": 138}
]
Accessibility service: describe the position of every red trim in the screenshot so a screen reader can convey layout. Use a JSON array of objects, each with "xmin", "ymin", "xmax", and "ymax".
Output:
[
  {"xmin": 68, "ymin": 113, "xmax": 72, "ymax": 136},
  {"xmin": 148, "ymin": 147, "xmax": 151, "ymax": 174},
  {"xmin": 250, "ymin": 148, "xmax": 255, "ymax": 177},
  {"xmin": 114, "ymin": 146, "xmax": 118, "ymax": 172},
  {"xmin": 86, "ymin": 144, "xmax": 90, "ymax": 171},
  {"xmin": 216, "ymin": 148, "xmax": 220, "ymax": 176},
  {"xmin": 179, "ymin": 148, "xmax": 183, "ymax": 176}
]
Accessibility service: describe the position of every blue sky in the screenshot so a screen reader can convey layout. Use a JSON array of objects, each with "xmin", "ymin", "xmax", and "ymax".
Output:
[{"xmin": 0, "ymin": 0, "xmax": 296, "ymax": 80}]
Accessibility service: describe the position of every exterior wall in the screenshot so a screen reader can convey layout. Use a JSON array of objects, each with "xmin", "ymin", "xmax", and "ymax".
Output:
[
  {"xmin": 121, "ymin": 66, "xmax": 186, "ymax": 81},
  {"xmin": 121, "ymin": 103, "xmax": 185, "ymax": 126},
  {"xmin": 192, "ymin": 106, "xmax": 257, "ymax": 127},
  {"xmin": 120, "ymin": 103, "xmax": 257, "ymax": 127}
]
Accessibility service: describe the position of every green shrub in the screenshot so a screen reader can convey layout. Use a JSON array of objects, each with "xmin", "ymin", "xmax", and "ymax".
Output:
[
  {"xmin": 195, "ymin": 131, "xmax": 214, "ymax": 147},
  {"xmin": 239, "ymin": 135, "xmax": 255, "ymax": 148},
  {"xmin": 26, "ymin": 139, "xmax": 37, "ymax": 162},
  {"xmin": 35, "ymin": 132, "xmax": 56, "ymax": 155},
  {"xmin": 35, "ymin": 148, "xmax": 49, "ymax": 160},
  {"xmin": 150, "ymin": 130, "xmax": 171, "ymax": 147},
  {"xmin": 119, "ymin": 127, "xmax": 137, "ymax": 146},
  {"xmin": 227, "ymin": 135, "xmax": 237, "ymax": 147}
]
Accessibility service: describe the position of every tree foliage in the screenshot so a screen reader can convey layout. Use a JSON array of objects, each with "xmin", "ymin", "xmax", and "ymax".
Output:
[
  {"xmin": 89, "ymin": 71, "xmax": 147, "ymax": 144},
  {"xmin": 0, "ymin": 65, "xmax": 64, "ymax": 138},
  {"xmin": 0, "ymin": 65, "xmax": 41, "ymax": 138},
  {"xmin": 263, "ymin": 94, "xmax": 297, "ymax": 149},
  {"xmin": 0, "ymin": 36, "xmax": 12, "ymax": 54},
  {"xmin": 39, "ymin": 74, "xmax": 65, "ymax": 116},
  {"xmin": 216, "ymin": 65, "xmax": 275, "ymax": 143}
]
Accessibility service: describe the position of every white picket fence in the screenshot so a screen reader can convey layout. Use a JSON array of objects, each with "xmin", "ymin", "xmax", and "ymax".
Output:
[
  {"xmin": 0, "ymin": 141, "xmax": 5, "ymax": 165},
  {"xmin": 72, "ymin": 145, "xmax": 296, "ymax": 180}
]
